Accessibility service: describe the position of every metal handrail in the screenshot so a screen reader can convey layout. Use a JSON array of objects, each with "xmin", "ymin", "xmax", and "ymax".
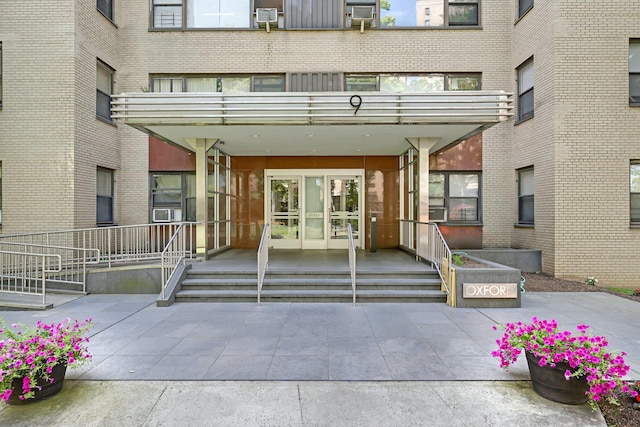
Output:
[
  {"xmin": 0, "ymin": 250, "xmax": 62, "ymax": 305},
  {"xmin": 160, "ymin": 223, "xmax": 197, "ymax": 299},
  {"xmin": 347, "ymin": 223, "xmax": 357, "ymax": 306},
  {"xmin": 0, "ymin": 241, "xmax": 100, "ymax": 294},
  {"xmin": 0, "ymin": 223, "xmax": 196, "ymax": 267},
  {"xmin": 257, "ymin": 223, "xmax": 270, "ymax": 306},
  {"xmin": 401, "ymin": 220, "xmax": 455, "ymax": 307}
]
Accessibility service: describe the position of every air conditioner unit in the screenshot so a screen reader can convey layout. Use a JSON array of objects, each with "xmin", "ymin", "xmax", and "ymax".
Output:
[
  {"xmin": 152, "ymin": 208, "xmax": 173, "ymax": 223},
  {"xmin": 350, "ymin": 6, "xmax": 374, "ymax": 32},
  {"xmin": 256, "ymin": 8, "xmax": 279, "ymax": 31},
  {"xmin": 429, "ymin": 207, "xmax": 448, "ymax": 223}
]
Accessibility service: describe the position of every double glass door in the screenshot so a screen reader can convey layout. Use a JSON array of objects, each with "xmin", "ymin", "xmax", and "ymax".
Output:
[{"xmin": 267, "ymin": 170, "xmax": 362, "ymax": 249}]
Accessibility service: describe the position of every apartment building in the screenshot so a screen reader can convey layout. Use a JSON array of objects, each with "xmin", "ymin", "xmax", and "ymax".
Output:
[{"xmin": 0, "ymin": 0, "xmax": 639, "ymax": 287}]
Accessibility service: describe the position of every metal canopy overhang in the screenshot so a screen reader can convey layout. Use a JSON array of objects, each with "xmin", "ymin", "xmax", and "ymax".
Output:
[{"xmin": 111, "ymin": 91, "xmax": 513, "ymax": 156}]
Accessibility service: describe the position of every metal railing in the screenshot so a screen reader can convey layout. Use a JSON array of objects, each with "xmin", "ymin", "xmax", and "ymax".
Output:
[
  {"xmin": 0, "ymin": 223, "xmax": 196, "ymax": 268},
  {"xmin": 257, "ymin": 223, "xmax": 270, "ymax": 306},
  {"xmin": 347, "ymin": 223, "xmax": 357, "ymax": 306},
  {"xmin": 0, "ymin": 241, "xmax": 100, "ymax": 293},
  {"xmin": 161, "ymin": 223, "xmax": 198, "ymax": 299},
  {"xmin": 401, "ymin": 220, "xmax": 456, "ymax": 307},
  {"xmin": 0, "ymin": 250, "xmax": 62, "ymax": 305}
]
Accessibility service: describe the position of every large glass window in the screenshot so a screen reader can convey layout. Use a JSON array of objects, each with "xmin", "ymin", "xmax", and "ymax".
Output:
[
  {"xmin": 631, "ymin": 162, "xmax": 640, "ymax": 223},
  {"xmin": 96, "ymin": 60, "xmax": 114, "ymax": 121},
  {"xmin": 429, "ymin": 172, "xmax": 481, "ymax": 223},
  {"xmin": 380, "ymin": 0, "xmax": 479, "ymax": 28},
  {"xmin": 152, "ymin": 0, "xmax": 250, "ymax": 29},
  {"xmin": 518, "ymin": 0, "xmax": 533, "ymax": 18},
  {"xmin": 518, "ymin": 167, "xmax": 534, "ymax": 225},
  {"xmin": 151, "ymin": 75, "xmax": 284, "ymax": 93},
  {"xmin": 97, "ymin": 168, "xmax": 114, "ymax": 225},
  {"xmin": 150, "ymin": 173, "xmax": 196, "ymax": 221},
  {"xmin": 97, "ymin": 0, "xmax": 113, "ymax": 20},
  {"xmin": 346, "ymin": 73, "xmax": 480, "ymax": 92},
  {"xmin": 630, "ymin": 40, "xmax": 640, "ymax": 104},
  {"xmin": 381, "ymin": 75, "xmax": 445, "ymax": 92},
  {"xmin": 517, "ymin": 57, "xmax": 534, "ymax": 122}
]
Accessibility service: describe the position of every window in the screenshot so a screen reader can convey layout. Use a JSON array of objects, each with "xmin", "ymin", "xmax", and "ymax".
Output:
[
  {"xmin": 631, "ymin": 162, "xmax": 640, "ymax": 223},
  {"xmin": 150, "ymin": 173, "xmax": 196, "ymax": 222},
  {"xmin": 97, "ymin": 0, "xmax": 113, "ymax": 20},
  {"xmin": 0, "ymin": 42, "xmax": 3, "ymax": 107},
  {"xmin": 97, "ymin": 168, "xmax": 114, "ymax": 225},
  {"xmin": 630, "ymin": 40, "xmax": 640, "ymax": 104},
  {"xmin": 518, "ymin": 0, "xmax": 533, "ymax": 18},
  {"xmin": 429, "ymin": 172, "xmax": 481, "ymax": 223},
  {"xmin": 151, "ymin": 75, "xmax": 285, "ymax": 93},
  {"xmin": 345, "ymin": 75, "xmax": 378, "ymax": 91},
  {"xmin": 517, "ymin": 58, "xmax": 534, "ymax": 122},
  {"xmin": 346, "ymin": 73, "xmax": 481, "ymax": 92},
  {"xmin": 96, "ymin": 60, "xmax": 114, "ymax": 121},
  {"xmin": 152, "ymin": 0, "xmax": 251, "ymax": 29},
  {"xmin": 518, "ymin": 168, "xmax": 534, "ymax": 225},
  {"xmin": 380, "ymin": 0, "xmax": 479, "ymax": 28}
]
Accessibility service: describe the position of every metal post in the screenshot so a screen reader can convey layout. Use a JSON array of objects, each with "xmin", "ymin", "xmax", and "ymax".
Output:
[{"xmin": 370, "ymin": 213, "xmax": 377, "ymax": 253}]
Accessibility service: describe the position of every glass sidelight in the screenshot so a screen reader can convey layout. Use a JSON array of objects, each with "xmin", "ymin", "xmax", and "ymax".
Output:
[
  {"xmin": 328, "ymin": 177, "xmax": 360, "ymax": 247},
  {"xmin": 269, "ymin": 178, "xmax": 299, "ymax": 242}
]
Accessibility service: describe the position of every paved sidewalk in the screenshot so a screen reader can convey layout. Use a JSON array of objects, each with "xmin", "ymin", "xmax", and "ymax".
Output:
[{"xmin": 1, "ymin": 291, "xmax": 638, "ymax": 425}]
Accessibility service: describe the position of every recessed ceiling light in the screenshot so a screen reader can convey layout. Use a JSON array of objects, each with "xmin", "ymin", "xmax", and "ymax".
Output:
[
  {"xmin": 307, "ymin": 134, "xmax": 314, "ymax": 138},
  {"xmin": 364, "ymin": 134, "xmax": 371, "ymax": 137},
  {"xmin": 251, "ymin": 134, "xmax": 259, "ymax": 138}
]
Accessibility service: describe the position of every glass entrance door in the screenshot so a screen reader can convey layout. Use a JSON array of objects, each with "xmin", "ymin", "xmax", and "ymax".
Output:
[
  {"xmin": 268, "ymin": 177, "xmax": 300, "ymax": 249},
  {"xmin": 266, "ymin": 170, "xmax": 362, "ymax": 250},
  {"xmin": 302, "ymin": 176, "xmax": 325, "ymax": 249},
  {"xmin": 328, "ymin": 176, "xmax": 360, "ymax": 249}
]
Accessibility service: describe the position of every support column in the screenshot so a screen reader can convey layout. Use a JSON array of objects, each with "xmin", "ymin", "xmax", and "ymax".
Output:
[
  {"xmin": 186, "ymin": 138, "xmax": 217, "ymax": 260},
  {"xmin": 418, "ymin": 138, "xmax": 439, "ymax": 222}
]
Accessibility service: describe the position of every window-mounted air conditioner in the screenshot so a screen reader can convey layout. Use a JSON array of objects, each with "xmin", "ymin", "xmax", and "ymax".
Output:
[
  {"xmin": 350, "ymin": 6, "xmax": 374, "ymax": 32},
  {"xmin": 152, "ymin": 208, "xmax": 173, "ymax": 223},
  {"xmin": 429, "ymin": 207, "xmax": 448, "ymax": 223},
  {"xmin": 352, "ymin": 5, "xmax": 374, "ymax": 22},
  {"xmin": 256, "ymin": 8, "xmax": 279, "ymax": 31}
]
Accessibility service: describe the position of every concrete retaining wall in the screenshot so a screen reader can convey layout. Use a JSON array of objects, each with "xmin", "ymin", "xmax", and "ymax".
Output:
[
  {"xmin": 454, "ymin": 256, "xmax": 522, "ymax": 309},
  {"xmin": 463, "ymin": 249, "xmax": 542, "ymax": 273},
  {"xmin": 86, "ymin": 265, "xmax": 161, "ymax": 294}
]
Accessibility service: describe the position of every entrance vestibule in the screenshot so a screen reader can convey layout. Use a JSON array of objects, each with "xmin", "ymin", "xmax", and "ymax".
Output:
[{"xmin": 266, "ymin": 169, "xmax": 363, "ymax": 250}]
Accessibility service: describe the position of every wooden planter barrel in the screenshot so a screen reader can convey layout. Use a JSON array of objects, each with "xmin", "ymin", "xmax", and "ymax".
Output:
[
  {"xmin": 6, "ymin": 363, "xmax": 67, "ymax": 405},
  {"xmin": 526, "ymin": 351, "xmax": 589, "ymax": 405}
]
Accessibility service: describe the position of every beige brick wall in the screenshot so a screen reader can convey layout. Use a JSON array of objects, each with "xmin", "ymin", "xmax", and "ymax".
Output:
[
  {"xmin": 0, "ymin": 1, "xmax": 77, "ymax": 233},
  {"xmin": 512, "ymin": 0, "xmax": 640, "ymax": 286},
  {"xmin": 4, "ymin": 0, "xmax": 638, "ymax": 286},
  {"xmin": 0, "ymin": 1, "xmax": 132, "ymax": 233}
]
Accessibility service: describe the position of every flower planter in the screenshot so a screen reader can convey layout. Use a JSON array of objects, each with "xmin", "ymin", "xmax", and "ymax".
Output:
[
  {"xmin": 526, "ymin": 351, "xmax": 589, "ymax": 405},
  {"xmin": 6, "ymin": 363, "xmax": 67, "ymax": 405}
]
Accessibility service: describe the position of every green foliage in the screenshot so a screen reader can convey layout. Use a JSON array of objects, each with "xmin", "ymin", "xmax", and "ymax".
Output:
[{"xmin": 451, "ymin": 251, "xmax": 467, "ymax": 266}]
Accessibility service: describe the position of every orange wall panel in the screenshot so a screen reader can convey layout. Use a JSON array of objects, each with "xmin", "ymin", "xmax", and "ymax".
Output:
[{"xmin": 149, "ymin": 137, "xmax": 196, "ymax": 171}]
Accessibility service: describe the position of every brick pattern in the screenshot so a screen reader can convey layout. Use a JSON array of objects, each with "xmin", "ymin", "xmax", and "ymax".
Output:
[{"xmin": 1, "ymin": 0, "xmax": 639, "ymax": 286}]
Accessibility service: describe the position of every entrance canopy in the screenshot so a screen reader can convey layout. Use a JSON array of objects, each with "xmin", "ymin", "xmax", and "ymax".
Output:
[{"xmin": 111, "ymin": 91, "xmax": 513, "ymax": 155}]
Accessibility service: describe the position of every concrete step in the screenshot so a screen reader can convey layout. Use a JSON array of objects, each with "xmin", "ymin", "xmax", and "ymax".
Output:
[
  {"xmin": 175, "ymin": 267, "xmax": 446, "ymax": 304},
  {"xmin": 175, "ymin": 289, "xmax": 257, "ymax": 303}
]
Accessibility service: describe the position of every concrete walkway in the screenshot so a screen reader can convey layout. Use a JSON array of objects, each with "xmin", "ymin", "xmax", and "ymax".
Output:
[{"xmin": 1, "ymin": 291, "xmax": 638, "ymax": 426}]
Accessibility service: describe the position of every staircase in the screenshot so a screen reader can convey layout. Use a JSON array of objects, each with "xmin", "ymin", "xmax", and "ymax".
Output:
[{"xmin": 174, "ymin": 265, "xmax": 446, "ymax": 304}]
